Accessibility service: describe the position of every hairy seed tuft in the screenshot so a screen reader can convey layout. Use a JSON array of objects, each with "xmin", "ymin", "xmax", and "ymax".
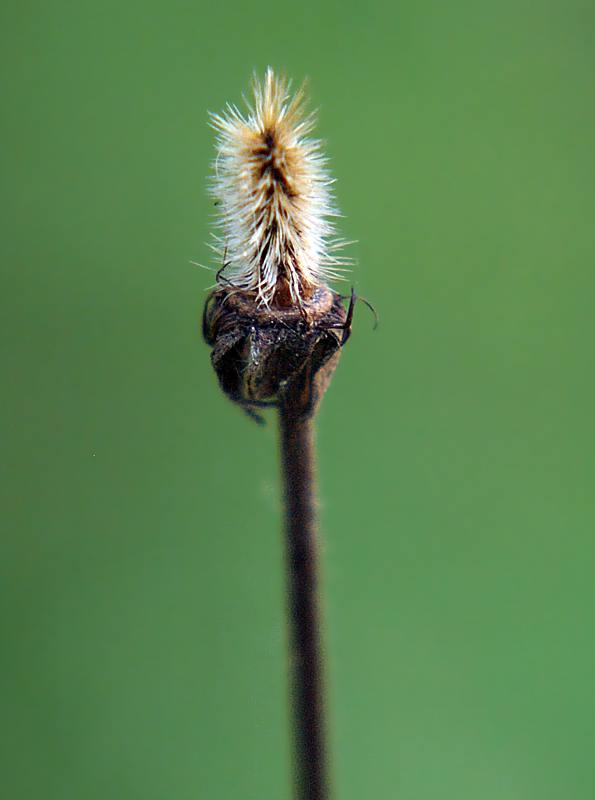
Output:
[{"xmin": 209, "ymin": 68, "xmax": 348, "ymax": 308}]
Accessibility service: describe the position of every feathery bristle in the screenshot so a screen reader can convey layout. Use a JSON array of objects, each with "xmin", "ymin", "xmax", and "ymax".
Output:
[{"xmin": 209, "ymin": 68, "xmax": 347, "ymax": 307}]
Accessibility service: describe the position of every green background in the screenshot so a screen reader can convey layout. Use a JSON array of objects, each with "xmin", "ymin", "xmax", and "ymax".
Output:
[{"xmin": 2, "ymin": 1, "xmax": 595, "ymax": 798}]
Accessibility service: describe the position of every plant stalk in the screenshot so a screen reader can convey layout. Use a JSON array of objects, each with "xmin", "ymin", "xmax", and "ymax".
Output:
[{"xmin": 279, "ymin": 403, "xmax": 329, "ymax": 800}]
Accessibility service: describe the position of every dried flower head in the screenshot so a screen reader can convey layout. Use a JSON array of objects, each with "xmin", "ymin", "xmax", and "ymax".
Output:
[
  {"xmin": 209, "ymin": 68, "xmax": 347, "ymax": 308},
  {"xmin": 203, "ymin": 70, "xmax": 356, "ymax": 423}
]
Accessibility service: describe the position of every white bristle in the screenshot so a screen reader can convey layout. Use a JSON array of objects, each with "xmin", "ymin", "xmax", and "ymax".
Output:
[{"xmin": 209, "ymin": 68, "xmax": 348, "ymax": 307}]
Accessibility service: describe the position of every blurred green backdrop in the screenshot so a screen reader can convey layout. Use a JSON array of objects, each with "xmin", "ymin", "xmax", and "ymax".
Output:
[{"xmin": 2, "ymin": 1, "xmax": 595, "ymax": 798}]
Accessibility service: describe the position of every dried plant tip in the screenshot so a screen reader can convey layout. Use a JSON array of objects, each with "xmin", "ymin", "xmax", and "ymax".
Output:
[{"xmin": 209, "ymin": 67, "xmax": 347, "ymax": 308}]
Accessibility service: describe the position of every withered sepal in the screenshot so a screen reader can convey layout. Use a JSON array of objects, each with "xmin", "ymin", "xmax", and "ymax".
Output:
[{"xmin": 202, "ymin": 287, "xmax": 353, "ymax": 422}]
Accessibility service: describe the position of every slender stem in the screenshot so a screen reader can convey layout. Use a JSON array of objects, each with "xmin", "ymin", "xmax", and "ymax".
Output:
[{"xmin": 279, "ymin": 404, "xmax": 329, "ymax": 800}]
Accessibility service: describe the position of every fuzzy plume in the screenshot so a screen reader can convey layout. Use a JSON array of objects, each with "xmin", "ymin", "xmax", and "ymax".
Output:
[{"xmin": 209, "ymin": 68, "xmax": 347, "ymax": 308}]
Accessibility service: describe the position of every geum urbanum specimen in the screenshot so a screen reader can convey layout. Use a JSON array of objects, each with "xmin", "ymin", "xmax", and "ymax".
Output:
[{"xmin": 202, "ymin": 69, "xmax": 358, "ymax": 800}]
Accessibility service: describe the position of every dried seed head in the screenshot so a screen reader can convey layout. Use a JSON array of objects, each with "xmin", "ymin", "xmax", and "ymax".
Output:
[{"xmin": 209, "ymin": 68, "xmax": 347, "ymax": 308}]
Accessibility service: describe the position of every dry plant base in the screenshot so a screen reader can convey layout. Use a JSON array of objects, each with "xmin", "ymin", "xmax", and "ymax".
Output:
[{"xmin": 203, "ymin": 287, "xmax": 351, "ymax": 422}]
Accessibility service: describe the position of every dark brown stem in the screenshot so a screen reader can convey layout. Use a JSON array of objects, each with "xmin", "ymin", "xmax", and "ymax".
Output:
[{"xmin": 279, "ymin": 402, "xmax": 329, "ymax": 800}]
